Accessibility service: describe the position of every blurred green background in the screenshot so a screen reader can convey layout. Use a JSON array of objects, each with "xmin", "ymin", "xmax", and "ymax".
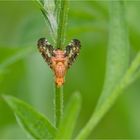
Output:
[{"xmin": 0, "ymin": 0, "xmax": 140, "ymax": 139}]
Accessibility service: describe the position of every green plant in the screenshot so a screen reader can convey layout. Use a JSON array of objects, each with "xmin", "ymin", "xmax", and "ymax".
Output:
[
  {"xmin": 2, "ymin": 0, "xmax": 140, "ymax": 139},
  {"xmin": 36, "ymin": 0, "xmax": 69, "ymax": 129}
]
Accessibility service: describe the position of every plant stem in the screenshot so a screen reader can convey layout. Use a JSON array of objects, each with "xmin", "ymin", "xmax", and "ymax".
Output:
[
  {"xmin": 54, "ymin": 0, "xmax": 68, "ymax": 128},
  {"xmin": 56, "ymin": 0, "xmax": 68, "ymax": 49},
  {"xmin": 36, "ymin": 0, "xmax": 68, "ymax": 128},
  {"xmin": 55, "ymin": 85, "xmax": 63, "ymax": 127}
]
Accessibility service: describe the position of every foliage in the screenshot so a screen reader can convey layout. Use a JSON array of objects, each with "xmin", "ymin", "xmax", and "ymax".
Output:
[
  {"xmin": 0, "ymin": 0, "xmax": 140, "ymax": 139},
  {"xmin": 3, "ymin": 95, "xmax": 56, "ymax": 139}
]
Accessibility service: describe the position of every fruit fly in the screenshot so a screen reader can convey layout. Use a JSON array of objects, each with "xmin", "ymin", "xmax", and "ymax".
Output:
[{"xmin": 37, "ymin": 38, "xmax": 81, "ymax": 87}]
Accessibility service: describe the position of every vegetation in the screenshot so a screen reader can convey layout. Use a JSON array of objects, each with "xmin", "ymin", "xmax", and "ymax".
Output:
[{"xmin": 0, "ymin": 0, "xmax": 140, "ymax": 139}]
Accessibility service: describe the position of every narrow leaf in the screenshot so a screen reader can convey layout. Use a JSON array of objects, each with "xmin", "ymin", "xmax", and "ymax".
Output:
[
  {"xmin": 34, "ymin": 0, "xmax": 57, "ymax": 42},
  {"xmin": 44, "ymin": 0, "xmax": 57, "ymax": 38},
  {"xmin": 120, "ymin": 51, "xmax": 140, "ymax": 89},
  {"xmin": 34, "ymin": 0, "xmax": 44, "ymax": 9},
  {"xmin": 76, "ymin": 1, "xmax": 130, "ymax": 139},
  {"xmin": 3, "ymin": 95, "xmax": 57, "ymax": 139},
  {"xmin": 55, "ymin": 92, "xmax": 81, "ymax": 139},
  {"xmin": 96, "ymin": 0, "xmax": 129, "ymax": 109},
  {"xmin": 0, "ymin": 47, "xmax": 34, "ymax": 74},
  {"xmin": 75, "ymin": 52, "xmax": 140, "ymax": 140}
]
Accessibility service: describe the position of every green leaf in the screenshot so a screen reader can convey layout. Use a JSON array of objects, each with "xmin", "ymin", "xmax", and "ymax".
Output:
[
  {"xmin": 34, "ymin": 0, "xmax": 44, "ymax": 9},
  {"xmin": 75, "ymin": 51, "xmax": 140, "ymax": 140},
  {"xmin": 96, "ymin": 0, "xmax": 129, "ymax": 109},
  {"xmin": 34, "ymin": 0, "xmax": 57, "ymax": 42},
  {"xmin": 3, "ymin": 95, "xmax": 57, "ymax": 139},
  {"xmin": 0, "ymin": 46, "xmax": 34, "ymax": 74},
  {"xmin": 76, "ymin": 1, "xmax": 130, "ymax": 139},
  {"xmin": 55, "ymin": 92, "xmax": 81, "ymax": 139},
  {"xmin": 120, "ymin": 51, "xmax": 140, "ymax": 89},
  {"xmin": 34, "ymin": 0, "xmax": 69, "ymax": 47}
]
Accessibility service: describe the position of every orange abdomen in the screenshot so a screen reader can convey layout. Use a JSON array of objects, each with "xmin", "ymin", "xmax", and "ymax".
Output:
[{"xmin": 54, "ymin": 62, "xmax": 66, "ymax": 87}]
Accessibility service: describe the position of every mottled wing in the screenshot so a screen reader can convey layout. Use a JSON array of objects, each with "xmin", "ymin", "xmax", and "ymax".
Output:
[
  {"xmin": 37, "ymin": 38, "xmax": 54, "ymax": 65},
  {"xmin": 65, "ymin": 39, "xmax": 81, "ymax": 67}
]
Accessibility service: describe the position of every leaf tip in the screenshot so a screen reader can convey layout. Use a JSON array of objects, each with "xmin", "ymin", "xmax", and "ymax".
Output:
[{"xmin": 73, "ymin": 92, "xmax": 82, "ymax": 104}]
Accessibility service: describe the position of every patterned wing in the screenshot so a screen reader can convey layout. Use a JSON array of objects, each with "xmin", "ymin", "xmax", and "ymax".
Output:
[
  {"xmin": 65, "ymin": 39, "xmax": 81, "ymax": 67},
  {"xmin": 37, "ymin": 38, "xmax": 54, "ymax": 65}
]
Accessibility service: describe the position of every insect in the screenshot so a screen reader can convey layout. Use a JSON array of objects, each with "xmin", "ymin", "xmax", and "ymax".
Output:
[{"xmin": 37, "ymin": 38, "xmax": 81, "ymax": 87}]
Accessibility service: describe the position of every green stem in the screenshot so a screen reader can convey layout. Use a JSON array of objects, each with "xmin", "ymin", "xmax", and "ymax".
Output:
[
  {"xmin": 56, "ymin": 0, "xmax": 68, "ymax": 49},
  {"xmin": 36, "ymin": 0, "xmax": 68, "ymax": 129},
  {"xmin": 54, "ymin": 0, "xmax": 68, "ymax": 128},
  {"xmin": 55, "ymin": 85, "xmax": 63, "ymax": 127}
]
